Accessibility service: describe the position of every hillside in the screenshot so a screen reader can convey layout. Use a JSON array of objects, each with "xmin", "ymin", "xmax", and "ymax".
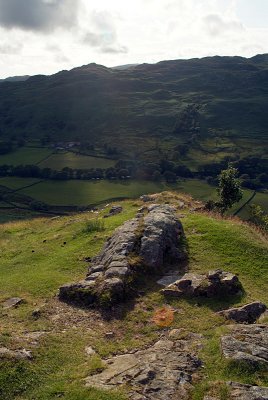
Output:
[
  {"xmin": 0, "ymin": 55, "xmax": 268, "ymax": 164},
  {"xmin": 0, "ymin": 192, "xmax": 267, "ymax": 400}
]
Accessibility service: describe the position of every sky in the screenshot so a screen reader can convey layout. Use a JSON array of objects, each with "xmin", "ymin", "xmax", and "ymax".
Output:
[{"xmin": 0, "ymin": 0, "xmax": 268, "ymax": 78}]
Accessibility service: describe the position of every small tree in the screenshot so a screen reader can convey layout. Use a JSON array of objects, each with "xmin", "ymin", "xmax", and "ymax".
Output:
[{"xmin": 217, "ymin": 164, "xmax": 243, "ymax": 214}]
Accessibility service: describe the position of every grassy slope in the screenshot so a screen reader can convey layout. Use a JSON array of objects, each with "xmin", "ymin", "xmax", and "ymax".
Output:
[{"xmin": 0, "ymin": 192, "xmax": 267, "ymax": 400}]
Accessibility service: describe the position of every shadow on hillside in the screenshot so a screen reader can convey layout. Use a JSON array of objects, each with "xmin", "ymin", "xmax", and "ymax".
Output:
[
  {"xmin": 100, "ymin": 258, "xmax": 190, "ymax": 322},
  {"xmin": 175, "ymin": 290, "xmax": 246, "ymax": 313}
]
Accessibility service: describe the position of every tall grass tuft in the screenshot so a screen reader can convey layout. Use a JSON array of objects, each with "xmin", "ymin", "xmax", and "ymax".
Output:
[{"xmin": 82, "ymin": 219, "xmax": 105, "ymax": 233}]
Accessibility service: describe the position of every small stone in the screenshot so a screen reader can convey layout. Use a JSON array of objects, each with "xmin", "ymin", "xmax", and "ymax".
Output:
[
  {"xmin": 140, "ymin": 195, "xmax": 153, "ymax": 202},
  {"xmin": 85, "ymin": 346, "xmax": 96, "ymax": 356},
  {"xmin": 32, "ymin": 309, "xmax": 42, "ymax": 319},
  {"xmin": 168, "ymin": 328, "xmax": 187, "ymax": 339},
  {"xmin": 2, "ymin": 297, "xmax": 23, "ymax": 309},
  {"xmin": 105, "ymin": 332, "xmax": 115, "ymax": 339}
]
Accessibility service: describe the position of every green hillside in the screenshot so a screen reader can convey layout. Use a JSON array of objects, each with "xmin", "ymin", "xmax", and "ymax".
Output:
[
  {"xmin": 0, "ymin": 193, "xmax": 267, "ymax": 400},
  {"xmin": 0, "ymin": 55, "xmax": 268, "ymax": 164}
]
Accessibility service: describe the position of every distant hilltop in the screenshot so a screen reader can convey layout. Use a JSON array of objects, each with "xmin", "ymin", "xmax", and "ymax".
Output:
[{"xmin": 0, "ymin": 75, "xmax": 30, "ymax": 83}]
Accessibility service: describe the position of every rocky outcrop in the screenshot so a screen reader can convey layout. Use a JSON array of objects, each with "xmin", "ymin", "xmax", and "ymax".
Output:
[
  {"xmin": 85, "ymin": 331, "xmax": 202, "ymax": 399},
  {"xmin": 59, "ymin": 205, "xmax": 184, "ymax": 306},
  {"xmin": 221, "ymin": 324, "xmax": 268, "ymax": 368},
  {"xmin": 219, "ymin": 302, "xmax": 267, "ymax": 324},
  {"xmin": 162, "ymin": 269, "xmax": 242, "ymax": 298},
  {"xmin": 228, "ymin": 382, "xmax": 268, "ymax": 400}
]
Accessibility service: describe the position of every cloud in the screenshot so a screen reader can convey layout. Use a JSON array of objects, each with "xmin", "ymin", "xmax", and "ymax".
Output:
[
  {"xmin": 101, "ymin": 45, "xmax": 128, "ymax": 54},
  {"xmin": 0, "ymin": 0, "xmax": 81, "ymax": 32},
  {"xmin": 0, "ymin": 42, "xmax": 22, "ymax": 54},
  {"xmin": 203, "ymin": 13, "xmax": 244, "ymax": 36},
  {"xmin": 82, "ymin": 10, "xmax": 128, "ymax": 54}
]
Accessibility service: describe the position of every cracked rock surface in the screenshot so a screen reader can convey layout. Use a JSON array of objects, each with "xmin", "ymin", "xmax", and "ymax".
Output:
[
  {"xmin": 59, "ymin": 205, "xmax": 184, "ymax": 306},
  {"xmin": 85, "ymin": 331, "xmax": 202, "ymax": 399},
  {"xmin": 221, "ymin": 324, "xmax": 268, "ymax": 368},
  {"xmin": 228, "ymin": 381, "xmax": 268, "ymax": 399}
]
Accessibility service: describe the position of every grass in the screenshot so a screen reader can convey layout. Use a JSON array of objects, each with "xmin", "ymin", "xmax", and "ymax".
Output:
[
  {"xmin": 0, "ymin": 177, "xmax": 41, "ymax": 190},
  {"xmin": 0, "ymin": 193, "xmax": 267, "ymax": 399},
  {"xmin": 237, "ymin": 191, "xmax": 268, "ymax": 219},
  {"xmin": 0, "ymin": 176, "xmax": 267, "ymax": 220},
  {"xmin": 81, "ymin": 219, "xmax": 105, "ymax": 233},
  {"xmin": 39, "ymin": 152, "xmax": 115, "ymax": 170},
  {"xmin": 19, "ymin": 180, "xmax": 173, "ymax": 206},
  {"xmin": 1, "ymin": 178, "xmax": 219, "ymax": 207},
  {"xmin": 0, "ymin": 147, "xmax": 52, "ymax": 166}
]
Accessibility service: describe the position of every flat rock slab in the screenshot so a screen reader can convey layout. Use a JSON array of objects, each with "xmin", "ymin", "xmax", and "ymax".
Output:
[
  {"xmin": 228, "ymin": 381, "xmax": 268, "ymax": 400},
  {"xmin": 85, "ymin": 333, "xmax": 202, "ymax": 399},
  {"xmin": 221, "ymin": 324, "xmax": 268, "ymax": 368},
  {"xmin": 2, "ymin": 297, "xmax": 23, "ymax": 309},
  {"xmin": 219, "ymin": 302, "xmax": 267, "ymax": 324}
]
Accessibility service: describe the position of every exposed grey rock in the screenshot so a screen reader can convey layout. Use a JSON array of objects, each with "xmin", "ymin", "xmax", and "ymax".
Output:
[
  {"xmin": 162, "ymin": 270, "xmax": 242, "ymax": 298},
  {"xmin": 140, "ymin": 195, "xmax": 154, "ymax": 202},
  {"xmin": 85, "ymin": 346, "xmax": 96, "ymax": 357},
  {"xmin": 219, "ymin": 302, "xmax": 267, "ymax": 324},
  {"xmin": 85, "ymin": 332, "xmax": 202, "ymax": 399},
  {"xmin": 0, "ymin": 347, "xmax": 32, "ymax": 360},
  {"xmin": 228, "ymin": 381, "xmax": 268, "ymax": 399},
  {"xmin": 221, "ymin": 324, "xmax": 268, "ymax": 368},
  {"xmin": 104, "ymin": 205, "xmax": 123, "ymax": 218},
  {"xmin": 157, "ymin": 270, "xmax": 183, "ymax": 286},
  {"xmin": 59, "ymin": 205, "xmax": 184, "ymax": 306},
  {"xmin": 2, "ymin": 297, "xmax": 23, "ymax": 309},
  {"xmin": 139, "ymin": 205, "xmax": 184, "ymax": 270}
]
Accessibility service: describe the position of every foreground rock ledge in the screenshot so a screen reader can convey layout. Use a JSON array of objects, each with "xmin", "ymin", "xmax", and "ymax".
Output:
[
  {"xmin": 59, "ymin": 205, "xmax": 185, "ymax": 306},
  {"xmin": 85, "ymin": 332, "xmax": 202, "ymax": 400}
]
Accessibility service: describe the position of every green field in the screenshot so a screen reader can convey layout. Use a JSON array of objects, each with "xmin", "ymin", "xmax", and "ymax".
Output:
[
  {"xmin": 1, "ymin": 176, "xmax": 265, "ymax": 216},
  {"xmin": 236, "ymin": 191, "xmax": 268, "ymax": 219},
  {"xmin": 0, "ymin": 147, "xmax": 52, "ymax": 166},
  {"xmin": 0, "ymin": 177, "xmax": 41, "ymax": 190},
  {"xmin": 21, "ymin": 179, "xmax": 174, "ymax": 206},
  {"xmin": 39, "ymin": 152, "xmax": 115, "ymax": 170}
]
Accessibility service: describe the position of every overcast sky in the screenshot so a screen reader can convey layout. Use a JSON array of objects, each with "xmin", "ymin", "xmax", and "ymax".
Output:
[{"xmin": 0, "ymin": 0, "xmax": 267, "ymax": 78}]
